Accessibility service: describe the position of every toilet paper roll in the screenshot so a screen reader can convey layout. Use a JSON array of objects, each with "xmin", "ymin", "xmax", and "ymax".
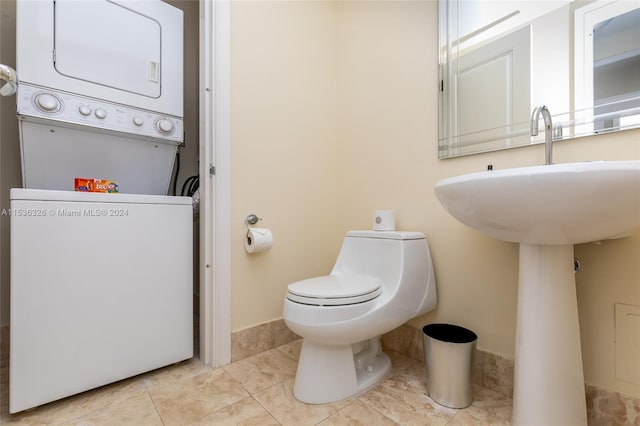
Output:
[
  {"xmin": 373, "ymin": 210, "xmax": 395, "ymax": 231},
  {"xmin": 244, "ymin": 228, "xmax": 273, "ymax": 253}
]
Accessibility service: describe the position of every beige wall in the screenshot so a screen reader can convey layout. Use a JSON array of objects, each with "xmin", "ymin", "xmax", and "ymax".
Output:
[
  {"xmin": 230, "ymin": 0, "xmax": 640, "ymax": 398},
  {"xmin": 230, "ymin": 1, "xmax": 342, "ymax": 329}
]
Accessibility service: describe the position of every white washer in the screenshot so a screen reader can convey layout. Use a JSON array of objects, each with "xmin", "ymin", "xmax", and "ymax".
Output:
[{"xmin": 9, "ymin": 189, "xmax": 193, "ymax": 413}]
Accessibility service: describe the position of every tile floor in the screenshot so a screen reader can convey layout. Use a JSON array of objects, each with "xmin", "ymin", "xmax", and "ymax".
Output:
[{"xmin": 0, "ymin": 340, "xmax": 513, "ymax": 425}]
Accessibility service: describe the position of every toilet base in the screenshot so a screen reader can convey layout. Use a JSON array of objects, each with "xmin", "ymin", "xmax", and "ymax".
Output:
[{"xmin": 292, "ymin": 338, "xmax": 391, "ymax": 404}]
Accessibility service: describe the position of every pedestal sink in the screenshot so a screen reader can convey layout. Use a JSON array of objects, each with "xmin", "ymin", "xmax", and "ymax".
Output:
[{"xmin": 434, "ymin": 160, "xmax": 640, "ymax": 426}]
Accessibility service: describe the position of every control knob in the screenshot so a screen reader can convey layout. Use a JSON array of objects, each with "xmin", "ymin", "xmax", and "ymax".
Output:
[
  {"xmin": 79, "ymin": 106, "xmax": 91, "ymax": 116},
  {"xmin": 155, "ymin": 118, "xmax": 175, "ymax": 135},
  {"xmin": 35, "ymin": 93, "xmax": 60, "ymax": 112},
  {"xmin": 133, "ymin": 117, "xmax": 144, "ymax": 126},
  {"xmin": 94, "ymin": 109, "xmax": 107, "ymax": 119}
]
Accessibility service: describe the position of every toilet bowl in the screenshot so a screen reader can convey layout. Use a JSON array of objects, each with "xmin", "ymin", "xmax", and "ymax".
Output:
[{"xmin": 283, "ymin": 230, "xmax": 437, "ymax": 404}]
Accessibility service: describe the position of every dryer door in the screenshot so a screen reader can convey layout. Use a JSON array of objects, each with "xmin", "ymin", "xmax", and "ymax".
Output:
[{"xmin": 54, "ymin": 0, "xmax": 161, "ymax": 98}]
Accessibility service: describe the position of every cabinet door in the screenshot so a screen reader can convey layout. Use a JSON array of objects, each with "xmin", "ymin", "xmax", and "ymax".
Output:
[{"xmin": 453, "ymin": 25, "xmax": 530, "ymax": 146}]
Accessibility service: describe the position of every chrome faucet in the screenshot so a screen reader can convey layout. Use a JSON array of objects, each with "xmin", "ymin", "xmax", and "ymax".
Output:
[{"xmin": 530, "ymin": 105, "xmax": 553, "ymax": 165}]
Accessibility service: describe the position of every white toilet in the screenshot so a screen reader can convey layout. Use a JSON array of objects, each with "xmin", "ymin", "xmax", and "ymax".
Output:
[{"xmin": 283, "ymin": 230, "xmax": 437, "ymax": 404}]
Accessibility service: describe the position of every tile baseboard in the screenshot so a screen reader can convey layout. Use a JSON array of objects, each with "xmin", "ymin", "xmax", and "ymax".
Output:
[
  {"xmin": 586, "ymin": 382, "xmax": 640, "ymax": 425},
  {"xmin": 231, "ymin": 318, "xmax": 299, "ymax": 362}
]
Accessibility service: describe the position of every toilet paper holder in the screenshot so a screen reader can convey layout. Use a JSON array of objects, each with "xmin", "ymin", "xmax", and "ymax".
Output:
[
  {"xmin": 244, "ymin": 214, "xmax": 261, "ymax": 239},
  {"xmin": 245, "ymin": 214, "xmax": 260, "ymax": 226}
]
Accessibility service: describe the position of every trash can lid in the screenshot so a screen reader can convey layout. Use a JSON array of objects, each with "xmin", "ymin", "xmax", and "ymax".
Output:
[{"xmin": 423, "ymin": 323, "xmax": 477, "ymax": 344}]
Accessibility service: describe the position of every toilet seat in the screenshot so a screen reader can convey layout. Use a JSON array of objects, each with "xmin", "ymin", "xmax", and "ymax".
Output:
[{"xmin": 287, "ymin": 273, "xmax": 382, "ymax": 306}]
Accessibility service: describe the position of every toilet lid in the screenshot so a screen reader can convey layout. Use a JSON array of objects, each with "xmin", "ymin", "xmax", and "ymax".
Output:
[{"xmin": 287, "ymin": 273, "xmax": 382, "ymax": 306}]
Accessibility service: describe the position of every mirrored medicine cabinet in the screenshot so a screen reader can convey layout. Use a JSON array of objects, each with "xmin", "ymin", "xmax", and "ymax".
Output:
[{"xmin": 438, "ymin": 0, "xmax": 640, "ymax": 159}]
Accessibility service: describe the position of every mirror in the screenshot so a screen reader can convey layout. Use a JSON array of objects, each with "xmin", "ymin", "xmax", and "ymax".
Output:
[{"xmin": 439, "ymin": 0, "xmax": 640, "ymax": 159}]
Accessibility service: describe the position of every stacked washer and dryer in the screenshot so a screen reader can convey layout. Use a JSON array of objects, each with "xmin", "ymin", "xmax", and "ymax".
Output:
[{"xmin": 8, "ymin": 0, "xmax": 193, "ymax": 413}]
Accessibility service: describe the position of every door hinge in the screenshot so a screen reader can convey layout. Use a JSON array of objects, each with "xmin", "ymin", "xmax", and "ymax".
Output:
[{"xmin": 209, "ymin": 165, "xmax": 215, "ymax": 176}]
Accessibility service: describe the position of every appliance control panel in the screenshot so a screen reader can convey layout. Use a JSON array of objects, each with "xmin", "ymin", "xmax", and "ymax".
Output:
[{"xmin": 17, "ymin": 83, "xmax": 183, "ymax": 144}]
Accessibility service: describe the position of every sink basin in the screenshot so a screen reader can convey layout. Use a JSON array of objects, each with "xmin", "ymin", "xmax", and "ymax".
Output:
[
  {"xmin": 434, "ymin": 160, "xmax": 640, "ymax": 426},
  {"xmin": 434, "ymin": 161, "xmax": 640, "ymax": 245}
]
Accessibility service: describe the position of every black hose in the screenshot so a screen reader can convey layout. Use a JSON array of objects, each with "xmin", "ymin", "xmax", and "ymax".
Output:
[
  {"xmin": 172, "ymin": 151, "xmax": 180, "ymax": 196},
  {"xmin": 181, "ymin": 175, "xmax": 199, "ymax": 196}
]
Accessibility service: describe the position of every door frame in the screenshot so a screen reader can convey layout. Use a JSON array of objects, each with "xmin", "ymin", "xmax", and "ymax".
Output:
[{"xmin": 199, "ymin": 0, "xmax": 231, "ymax": 367}]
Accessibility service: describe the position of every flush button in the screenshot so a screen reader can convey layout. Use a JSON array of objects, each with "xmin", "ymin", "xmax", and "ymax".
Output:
[{"xmin": 94, "ymin": 109, "xmax": 107, "ymax": 119}]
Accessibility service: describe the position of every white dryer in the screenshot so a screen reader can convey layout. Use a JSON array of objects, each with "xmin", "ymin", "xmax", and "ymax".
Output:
[{"xmin": 17, "ymin": 0, "xmax": 183, "ymax": 116}]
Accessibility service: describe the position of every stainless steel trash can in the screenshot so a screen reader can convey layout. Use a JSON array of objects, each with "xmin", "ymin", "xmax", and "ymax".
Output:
[{"xmin": 423, "ymin": 323, "xmax": 477, "ymax": 409}]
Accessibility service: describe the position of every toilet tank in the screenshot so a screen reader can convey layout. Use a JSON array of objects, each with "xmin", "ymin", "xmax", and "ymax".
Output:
[{"xmin": 332, "ymin": 230, "xmax": 437, "ymax": 316}]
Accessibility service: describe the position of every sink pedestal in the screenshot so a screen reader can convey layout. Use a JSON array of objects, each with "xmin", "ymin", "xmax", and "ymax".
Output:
[
  {"xmin": 513, "ymin": 244, "xmax": 587, "ymax": 425},
  {"xmin": 434, "ymin": 161, "xmax": 640, "ymax": 425}
]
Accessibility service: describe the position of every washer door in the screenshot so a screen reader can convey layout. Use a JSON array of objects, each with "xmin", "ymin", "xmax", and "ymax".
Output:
[{"xmin": 54, "ymin": 0, "xmax": 161, "ymax": 98}]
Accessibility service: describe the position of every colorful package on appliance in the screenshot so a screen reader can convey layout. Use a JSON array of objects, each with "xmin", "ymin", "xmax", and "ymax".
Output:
[{"xmin": 74, "ymin": 178, "xmax": 119, "ymax": 193}]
